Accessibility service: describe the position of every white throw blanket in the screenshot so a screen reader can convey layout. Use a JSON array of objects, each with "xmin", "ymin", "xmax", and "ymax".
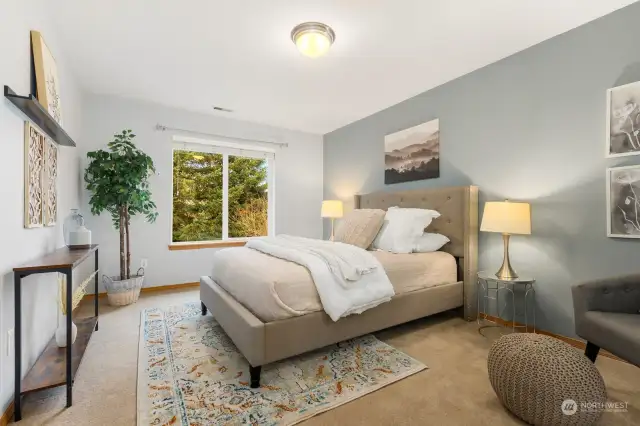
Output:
[{"xmin": 246, "ymin": 235, "xmax": 395, "ymax": 321}]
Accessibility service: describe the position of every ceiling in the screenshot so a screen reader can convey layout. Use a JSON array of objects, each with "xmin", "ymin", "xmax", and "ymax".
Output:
[{"xmin": 45, "ymin": 0, "xmax": 636, "ymax": 134}]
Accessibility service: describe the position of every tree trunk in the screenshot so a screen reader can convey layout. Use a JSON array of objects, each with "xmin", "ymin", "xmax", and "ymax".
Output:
[
  {"xmin": 119, "ymin": 206, "xmax": 125, "ymax": 280},
  {"xmin": 125, "ymin": 207, "xmax": 131, "ymax": 279}
]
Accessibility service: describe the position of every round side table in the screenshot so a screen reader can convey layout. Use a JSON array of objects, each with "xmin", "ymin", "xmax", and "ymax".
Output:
[{"xmin": 477, "ymin": 271, "xmax": 535, "ymax": 334}]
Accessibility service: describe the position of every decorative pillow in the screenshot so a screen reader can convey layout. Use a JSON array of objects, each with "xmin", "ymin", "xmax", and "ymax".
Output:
[
  {"xmin": 413, "ymin": 233, "xmax": 450, "ymax": 253},
  {"xmin": 334, "ymin": 209, "xmax": 386, "ymax": 249},
  {"xmin": 373, "ymin": 207, "xmax": 441, "ymax": 254}
]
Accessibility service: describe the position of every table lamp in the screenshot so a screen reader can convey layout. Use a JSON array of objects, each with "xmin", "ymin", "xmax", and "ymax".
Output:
[
  {"xmin": 321, "ymin": 200, "xmax": 343, "ymax": 241},
  {"xmin": 480, "ymin": 200, "xmax": 531, "ymax": 279}
]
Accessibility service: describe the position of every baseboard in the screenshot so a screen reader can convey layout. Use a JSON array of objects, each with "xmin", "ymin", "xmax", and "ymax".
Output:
[
  {"xmin": 138, "ymin": 281, "xmax": 200, "ymax": 294},
  {"xmin": 479, "ymin": 313, "xmax": 627, "ymax": 363},
  {"xmin": 82, "ymin": 281, "xmax": 199, "ymax": 301},
  {"xmin": 1, "ymin": 402, "xmax": 13, "ymax": 426}
]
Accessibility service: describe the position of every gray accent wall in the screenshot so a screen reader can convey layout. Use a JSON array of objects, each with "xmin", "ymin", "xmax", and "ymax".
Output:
[{"xmin": 323, "ymin": 2, "xmax": 640, "ymax": 337}]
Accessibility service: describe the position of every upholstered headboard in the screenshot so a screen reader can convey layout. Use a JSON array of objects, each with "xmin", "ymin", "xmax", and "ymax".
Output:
[{"xmin": 354, "ymin": 185, "xmax": 479, "ymax": 320}]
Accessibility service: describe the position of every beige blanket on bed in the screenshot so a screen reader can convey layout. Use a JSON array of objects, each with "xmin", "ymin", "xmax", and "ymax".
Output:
[{"xmin": 211, "ymin": 248, "xmax": 457, "ymax": 322}]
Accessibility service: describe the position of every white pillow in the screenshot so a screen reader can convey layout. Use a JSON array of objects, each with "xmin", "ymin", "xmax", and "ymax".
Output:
[
  {"xmin": 373, "ymin": 207, "xmax": 441, "ymax": 253},
  {"xmin": 413, "ymin": 233, "xmax": 450, "ymax": 253}
]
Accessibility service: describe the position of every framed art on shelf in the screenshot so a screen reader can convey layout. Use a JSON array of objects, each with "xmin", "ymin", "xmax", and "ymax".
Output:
[
  {"xmin": 606, "ymin": 81, "xmax": 640, "ymax": 158},
  {"xmin": 31, "ymin": 30, "xmax": 63, "ymax": 125},
  {"xmin": 607, "ymin": 165, "xmax": 640, "ymax": 238}
]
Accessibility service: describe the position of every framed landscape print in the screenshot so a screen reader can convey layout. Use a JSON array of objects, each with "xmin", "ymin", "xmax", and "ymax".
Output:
[
  {"xmin": 607, "ymin": 165, "xmax": 640, "ymax": 238},
  {"xmin": 606, "ymin": 81, "xmax": 640, "ymax": 158},
  {"xmin": 31, "ymin": 30, "xmax": 63, "ymax": 125},
  {"xmin": 384, "ymin": 118, "xmax": 440, "ymax": 184}
]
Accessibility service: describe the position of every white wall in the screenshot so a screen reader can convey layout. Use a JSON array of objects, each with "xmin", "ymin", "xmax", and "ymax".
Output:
[
  {"xmin": 0, "ymin": 0, "xmax": 85, "ymax": 414},
  {"xmin": 0, "ymin": 6, "xmax": 322, "ymax": 415},
  {"xmin": 81, "ymin": 94, "xmax": 324, "ymax": 290}
]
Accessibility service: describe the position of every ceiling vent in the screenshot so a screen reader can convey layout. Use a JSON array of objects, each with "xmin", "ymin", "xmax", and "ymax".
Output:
[{"xmin": 213, "ymin": 106, "xmax": 233, "ymax": 113}]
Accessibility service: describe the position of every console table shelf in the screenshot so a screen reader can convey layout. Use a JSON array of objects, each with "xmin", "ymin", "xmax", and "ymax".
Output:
[
  {"xmin": 13, "ymin": 245, "xmax": 99, "ymax": 421},
  {"xmin": 14, "ymin": 244, "xmax": 99, "ymax": 272},
  {"xmin": 21, "ymin": 316, "xmax": 97, "ymax": 394}
]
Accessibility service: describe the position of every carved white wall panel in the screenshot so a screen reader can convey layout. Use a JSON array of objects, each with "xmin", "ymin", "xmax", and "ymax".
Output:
[
  {"xmin": 44, "ymin": 138, "xmax": 58, "ymax": 226},
  {"xmin": 24, "ymin": 122, "xmax": 45, "ymax": 228}
]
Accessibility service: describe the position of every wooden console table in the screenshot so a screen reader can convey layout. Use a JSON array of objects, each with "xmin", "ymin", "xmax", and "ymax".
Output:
[{"xmin": 13, "ymin": 244, "xmax": 99, "ymax": 421}]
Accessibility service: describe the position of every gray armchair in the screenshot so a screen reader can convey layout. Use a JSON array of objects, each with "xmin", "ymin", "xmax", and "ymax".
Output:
[{"xmin": 572, "ymin": 274, "xmax": 640, "ymax": 366}]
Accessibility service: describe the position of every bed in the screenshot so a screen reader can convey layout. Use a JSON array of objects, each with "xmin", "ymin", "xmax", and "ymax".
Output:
[
  {"xmin": 200, "ymin": 185, "xmax": 478, "ymax": 387},
  {"xmin": 211, "ymin": 248, "xmax": 458, "ymax": 322}
]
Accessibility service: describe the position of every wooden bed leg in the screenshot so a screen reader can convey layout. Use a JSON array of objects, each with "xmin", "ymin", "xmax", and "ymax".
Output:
[
  {"xmin": 201, "ymin": 301, "xmax": 207, "ymax": 316},
  {"xmin": 249, "ymin": 365, "xmax": 261, "ymax": 388}
]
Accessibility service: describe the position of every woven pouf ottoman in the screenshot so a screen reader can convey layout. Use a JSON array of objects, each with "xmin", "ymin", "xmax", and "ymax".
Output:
[{"xmin": 488, "ymin": 333, "xmax": 607, "ymax": 426}]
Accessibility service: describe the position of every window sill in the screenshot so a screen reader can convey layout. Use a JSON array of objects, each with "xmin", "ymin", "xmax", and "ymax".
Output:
[{"xmin": 168, "ymin": 240, "xmax": 247, "ymax": 251}]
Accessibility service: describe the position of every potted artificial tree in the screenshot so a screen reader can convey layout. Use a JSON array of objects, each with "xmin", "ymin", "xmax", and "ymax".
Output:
[{"xmin": 85, "ymin": 129, "xmax": 158, "ymax": 306}]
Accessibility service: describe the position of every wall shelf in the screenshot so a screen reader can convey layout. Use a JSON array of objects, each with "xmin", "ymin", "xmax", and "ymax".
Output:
[
  {"xmin": 4, "ymin": 85, "xmax": 76, "ymax": 147},
  {"xmin": 21, "ymin": 316, "xmax": 98, "ymax": 394}
]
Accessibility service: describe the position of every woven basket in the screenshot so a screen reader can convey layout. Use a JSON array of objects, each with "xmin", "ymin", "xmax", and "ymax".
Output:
[
  {"xmin": 488, "ymin": 334, "xmax": 607, "ymax": 426},
  {"xmin": 104, "ymin": 268, "xmax": 145, "ymax": 306}
]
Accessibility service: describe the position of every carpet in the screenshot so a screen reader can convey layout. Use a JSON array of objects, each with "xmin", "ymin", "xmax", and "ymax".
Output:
[{"xmin": 137, "ymin": 302, "xmax": 427, "ymax": 425}]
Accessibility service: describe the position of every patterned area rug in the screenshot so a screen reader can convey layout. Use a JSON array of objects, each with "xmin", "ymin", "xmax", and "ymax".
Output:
[{"xmin": 137, "ymin": 303, "xmax": 427, "ymax": 425}]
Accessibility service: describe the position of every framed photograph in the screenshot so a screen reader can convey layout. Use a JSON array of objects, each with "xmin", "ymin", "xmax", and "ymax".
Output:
[
  {"xmin": 384, "ymin": 118, "xmax": 440, "ymax": 185},
  {"xmin": 607, "ymin": 165, "xmax": 640, "ymax": 238},
  {"xmin": 606, "ymin": 81, "xmax": 640, "ymax": 158},
  {"xmin": 31, "ymin": 30, "xmax": 63, "ymax": 125}
]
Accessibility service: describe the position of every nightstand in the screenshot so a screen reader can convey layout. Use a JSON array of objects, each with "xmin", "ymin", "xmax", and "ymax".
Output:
[{"xmin": 477, "ymin": 271, "xmax": 535, "ymax": 334}]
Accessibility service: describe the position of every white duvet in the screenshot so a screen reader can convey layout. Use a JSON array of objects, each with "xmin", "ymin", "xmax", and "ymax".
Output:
[{"xmin": 245, "ymin": 235, "xmax": 395, "ymax": 321}]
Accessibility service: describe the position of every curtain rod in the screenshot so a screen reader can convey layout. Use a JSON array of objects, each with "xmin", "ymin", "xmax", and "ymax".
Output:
[{"xmin": 155, "ymin": 124, "xmax": 288, "ymax": 148}]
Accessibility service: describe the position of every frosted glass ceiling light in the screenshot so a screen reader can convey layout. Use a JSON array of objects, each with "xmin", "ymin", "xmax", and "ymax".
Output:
[{"xmin": 291, "ymin": 22, "xmax": 335, "ymax": 58}]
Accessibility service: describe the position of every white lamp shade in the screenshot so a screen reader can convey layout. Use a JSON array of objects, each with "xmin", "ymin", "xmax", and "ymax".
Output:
[
  {"xmin": 481, "ymin": 201, "xmax": 531, "ymax": 235},
  {"xmin": 321, "ymin": 200, "xmax": 343, "ymax": 218}
]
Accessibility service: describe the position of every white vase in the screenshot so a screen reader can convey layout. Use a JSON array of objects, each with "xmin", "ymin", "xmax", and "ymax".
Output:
[{"xmin": 55, "ymin": 315, "xmax": 78, "ymax": 347}]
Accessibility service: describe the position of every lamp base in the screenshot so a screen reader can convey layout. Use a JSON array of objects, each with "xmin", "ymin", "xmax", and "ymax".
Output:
[
  {"xmin": 330, "ymin": 218, "xmax": 335, "ymax": 242},
  {"xmin": 495, "ymin": 234, "xmax": 518, "ymax": 280}
]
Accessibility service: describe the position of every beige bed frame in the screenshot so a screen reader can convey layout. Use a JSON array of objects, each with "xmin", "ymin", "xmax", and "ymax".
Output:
[{"xmin": 200, "ymin": 185, "xmax": 478, "ymax": 387}]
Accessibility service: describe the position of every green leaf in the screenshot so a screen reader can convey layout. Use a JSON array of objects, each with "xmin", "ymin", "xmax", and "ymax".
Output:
[{"xmin": 84, "ymin": 128, "xmax": 158, "ymax": 271}]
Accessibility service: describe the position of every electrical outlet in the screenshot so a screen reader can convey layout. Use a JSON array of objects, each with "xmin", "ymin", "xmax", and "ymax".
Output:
[
  {"xmin": 7, "ymin": 329, "xmax": 14, "ymax": 357},
  {"xmin": 140, "ymin": 258, "xmax": 148, "ymax": 269}
]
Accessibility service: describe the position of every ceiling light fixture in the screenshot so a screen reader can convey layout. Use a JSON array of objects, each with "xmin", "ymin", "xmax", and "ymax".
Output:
[{"xmin": 291, "ymin": 22, "xmax": 335, "ymax": 58}]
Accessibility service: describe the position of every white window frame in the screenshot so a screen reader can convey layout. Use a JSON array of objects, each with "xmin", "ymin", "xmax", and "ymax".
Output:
[{"xmin": 170, "ymin": 135, "xmax": 276, "ymax": 244}]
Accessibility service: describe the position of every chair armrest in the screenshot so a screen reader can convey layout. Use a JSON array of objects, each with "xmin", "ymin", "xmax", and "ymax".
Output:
[{"xmin": 572, "ymin": 274, "xmax": 640, "ymax": 321}]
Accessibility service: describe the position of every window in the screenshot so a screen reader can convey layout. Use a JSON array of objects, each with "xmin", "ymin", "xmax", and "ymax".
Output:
[{"xmin": 171, "ymin": 137, "xmax": 275, "ymax": 244}]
